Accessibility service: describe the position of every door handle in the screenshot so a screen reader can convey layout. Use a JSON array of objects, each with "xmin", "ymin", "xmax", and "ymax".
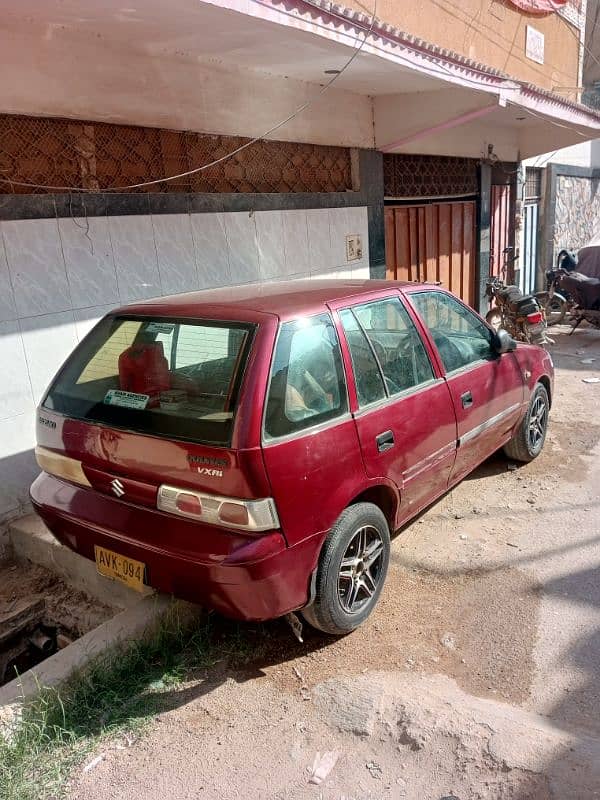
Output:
[
  {"xmin": 461, "ymin": 390, "xmax": 473, "ymax": 409},
  {"xmin": 376, "ymin": 430, "xmax": 395, "ymax": 452}
]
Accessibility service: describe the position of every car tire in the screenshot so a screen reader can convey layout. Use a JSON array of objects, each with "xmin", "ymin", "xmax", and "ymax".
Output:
[
  {"xmin": 301, "ymin": 503, "xmax": 390, "ymax": 635},
  {"xmin": 503, "ymin": 383, "xmax": 549, "ymax": 463}
]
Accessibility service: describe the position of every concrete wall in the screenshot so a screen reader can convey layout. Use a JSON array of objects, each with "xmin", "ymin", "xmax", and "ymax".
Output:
[
  {"xmin": 0, "ymin": 13, "xmax": 374, "ymax": 150},
  {"xmin": 346, "ymin": 0, "xmax": 582, "ymax": 95},
  {"xmin": 0, "ymin": 202, "xmax": 370, "ymax": 522}
]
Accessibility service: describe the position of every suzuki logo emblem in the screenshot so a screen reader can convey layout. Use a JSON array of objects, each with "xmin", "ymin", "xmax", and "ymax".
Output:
[{"xmin": 111, "ymin": 478, "xmax": 125, "ymax": 498}]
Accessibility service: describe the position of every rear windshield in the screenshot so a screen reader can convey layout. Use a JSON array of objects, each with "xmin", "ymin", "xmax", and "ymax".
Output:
[{"xmin": 43, "ymin": 316, "xmax": 254, "ymax": 446}]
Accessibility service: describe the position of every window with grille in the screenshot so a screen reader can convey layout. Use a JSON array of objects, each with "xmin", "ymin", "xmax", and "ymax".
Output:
[
  {"xmin": 0, "ymin": 114, "xmax": 352, "ymax": 194},
  {"xmin": 524, "ymin": 168, "xmax": 542, "ymax": 201}
]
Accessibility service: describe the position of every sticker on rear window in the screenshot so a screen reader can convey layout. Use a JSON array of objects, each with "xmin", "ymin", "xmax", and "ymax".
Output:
[
  {"xmin": 104, "ymin": 389, "xmax": 149, "ymax": 409},
  {"xmin": 145, "ymin": 322, "xmax": 175, "ymax": 334}
]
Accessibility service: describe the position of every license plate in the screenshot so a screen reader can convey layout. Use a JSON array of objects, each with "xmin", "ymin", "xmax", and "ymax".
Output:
[
  {"xmin": 529, "ymin": 322, "xmax": 545, "ymax": 334},
  {"xmin": 94, "ymin": 545, "xmax": 147, "ymax": 591}
]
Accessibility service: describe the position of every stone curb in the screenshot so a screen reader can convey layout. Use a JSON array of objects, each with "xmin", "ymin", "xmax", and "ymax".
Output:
[
  {"xmin": 1, "ymin": 515, "xmax": 205, "ymax": 716},
  {"xmin": 8, "ymin": 514, "xmax": 143, "ymax": 609}
]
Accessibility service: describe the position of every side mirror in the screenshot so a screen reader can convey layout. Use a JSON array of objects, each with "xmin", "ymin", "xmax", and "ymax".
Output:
[{"xmin": 493, "ymin": 329, "xmax": 517, "ymax": 354}]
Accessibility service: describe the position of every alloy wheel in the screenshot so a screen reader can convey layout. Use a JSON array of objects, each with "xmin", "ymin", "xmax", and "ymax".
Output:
[
  {"xmin": 337, "ymin": 525, "xmax": 385, "ymax": 614},
  {"xmin": 528, "ymin": 394, "xmax": 548, "ymax": 451}
]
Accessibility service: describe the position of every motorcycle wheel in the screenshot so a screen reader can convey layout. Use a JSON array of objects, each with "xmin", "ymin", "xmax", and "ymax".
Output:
[
  {"xmin": 485, "ymin": 308, "xmax": 502, "ymax": 330},
  {"xmin": 536, "ymin": 291, "xmax": 566, "ymax": 326}
]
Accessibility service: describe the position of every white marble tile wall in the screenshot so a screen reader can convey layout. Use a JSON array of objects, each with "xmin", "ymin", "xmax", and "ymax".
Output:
[
  {"xmin": 189, "ymin": 212, "xmax": 231, "ymax": 288},
  {"xmin": 0, "ymin": 206, "xmax": 369, "ymax": 520}
]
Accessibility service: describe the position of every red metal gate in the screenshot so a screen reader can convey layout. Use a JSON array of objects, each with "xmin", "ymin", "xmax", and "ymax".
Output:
[{"xmin": 384, "ymin": 201, "xmax": 476, "ymax": 307}]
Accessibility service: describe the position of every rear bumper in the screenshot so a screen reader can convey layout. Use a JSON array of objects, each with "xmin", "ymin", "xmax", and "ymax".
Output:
[{"xmin": 30, "ymin": 473, "xmax": 321, "ymax": 621}]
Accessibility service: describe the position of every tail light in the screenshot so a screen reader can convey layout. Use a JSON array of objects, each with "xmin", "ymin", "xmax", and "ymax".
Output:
[
  {"xmin": 157, "ymin": 485, "xmax": 279, "ymax": 532},
  {"xmin": 527, "ymin": 311, "xmax": 543, "ymax": 325},
  {"xmin": 35, "ymin": 446, "xmax": 91, "ymax": 487}
]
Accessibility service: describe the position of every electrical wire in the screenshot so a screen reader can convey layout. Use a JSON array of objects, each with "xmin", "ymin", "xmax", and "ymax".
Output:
[
  {"xmin": 294, "ymin": 1, "xmax": 599, "ymax": 156},
  {"xmin": 486, "ymin": 151, "xmax": 521, "ymax": 176},
  {"xmin": 427, "ymin": 0, "xmax": 600, "ymax": 100},
  {"xmin": 277, "ymin": 0, "xmax": 523, "ymax": 90},
  {"xmin": 4, "ymin": 0, "xmax": 516, "ymax": 194},
  {"xmin": 547, "ymin": 0, "xmax": 600, "ymax": 75},
  {"xmin": 1, "ymin": 0, "xmax": 597, "ymax": 194},
  {"xmin": 0, "ymin": 0, "xmax": 378, "ymax": 193},
  {"xmin": 509, "ymin": 100, "xmax": 592, "ymax": 138},
  {"xmin": 529, "ymin": 148, "xmax": 560, "ymax": 169},
  {"xmin": 589, "ymin": 0, "xmax": 600, "ymax": 73},
  {"xmin": 383, "ymin": 0, "xmax": 580, "ymax": 85},
  {"xmin": 257, "ymin": 0, "xmax": 600, "ymax": 114},
  {"xmin": 431, "ymin": 0, "xmax": 589, "ymax": 84}
]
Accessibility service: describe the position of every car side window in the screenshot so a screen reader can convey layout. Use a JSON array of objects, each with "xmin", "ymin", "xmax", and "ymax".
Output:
[
  {"xmin": 347, "ymin": 297, "xmax": 434, "ymax": 398},
  {"xmin": 264, "ymin": 313, "xmax": 348, "ymax": 439},
  {"xmin": 411, "ymin": 291, "xmax": 493, "ymax": 373},
  {"xmin": 339, "ymin": 309, "xmax": 386, "ymax": 406}
]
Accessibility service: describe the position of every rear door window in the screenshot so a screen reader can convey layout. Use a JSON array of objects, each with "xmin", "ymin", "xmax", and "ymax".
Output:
[
  {"xmin": 264, "ymin": 314, "xmax": 348, "ymax": 439},
  {"xmin": 339, "ymin": 309, "xmax": 386, "ymax": 406},
  {"xmin": 43, "ymin": 316, "xmax": 254, "ymax": 446},
  {"xmin": 341, "ymin": 297, "xmax": 434, "ymax": 399}
]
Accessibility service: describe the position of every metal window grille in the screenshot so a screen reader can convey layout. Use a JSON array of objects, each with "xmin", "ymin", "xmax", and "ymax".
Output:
[
  {"xmin": 524, "ymin": 167, "xmax": 542, "ymax": 201},
  {"xmin": 0, "ymin": 114, "xmax": 352, "ymax": 194},
  {"xmin": 383, "ymin": 154, "xmax": 479, "ymax": 199}
]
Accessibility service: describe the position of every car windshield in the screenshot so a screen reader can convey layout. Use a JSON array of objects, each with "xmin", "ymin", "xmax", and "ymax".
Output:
[{"xmin": 43, "ymin": 315, "xmax": 254, "ymax": 446}]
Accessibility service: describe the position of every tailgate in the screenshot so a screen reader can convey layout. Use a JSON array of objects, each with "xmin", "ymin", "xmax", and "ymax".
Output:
[{"xmin": 36, "ymin": 411, "xmax": 271, "ymax": 508}]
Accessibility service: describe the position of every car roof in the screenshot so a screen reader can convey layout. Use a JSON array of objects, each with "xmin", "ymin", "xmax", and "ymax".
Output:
[{"xmin": 115, "ymin": 279, "xmax": 430, "ymax": 321}]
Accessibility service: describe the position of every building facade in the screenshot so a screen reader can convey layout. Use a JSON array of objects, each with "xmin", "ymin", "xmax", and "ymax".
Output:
[
  {"xmin": 1, "ymin": 0, "xmax": 598, "ymax": 522},
  {"xmin": 519, "ymin": 0, "xmax": 600, "ymax": 284}
]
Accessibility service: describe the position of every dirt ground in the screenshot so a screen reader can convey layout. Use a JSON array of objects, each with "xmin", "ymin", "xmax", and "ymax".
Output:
[
  {"xmin": 0, "ymin": 560, "xmax": 115, "ymax": 640},
  {"xmin": 69, "ymin": 325, "xmax": 600, "ymax": 800}
]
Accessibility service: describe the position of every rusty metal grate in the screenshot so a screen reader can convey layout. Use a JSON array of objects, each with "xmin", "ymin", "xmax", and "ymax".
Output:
[
  {"xmin": 0, "ymin": 114, "xmax": 352, "ymax": 194},
  {"xmin": 383, "ymin": 153, "xmax": 478, "ymax": 199}
]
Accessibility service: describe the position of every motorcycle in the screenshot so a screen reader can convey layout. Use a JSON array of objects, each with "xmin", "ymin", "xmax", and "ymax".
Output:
[
  {"xmin": 558, "ymin": 270, "xmax": 600, "ymax": 333},
  {"xmin": 485, "ymin": 274, "xmax": 550, "ymax": 346},
  {"xmin": 535, "ymin": 250, "xmax": 578, "ymax": 326}
]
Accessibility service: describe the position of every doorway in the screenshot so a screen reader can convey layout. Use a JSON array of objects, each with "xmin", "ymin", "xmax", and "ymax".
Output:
[{"xmin": 384, "ymin": 200, "xmax": 476, "ymax": 306}]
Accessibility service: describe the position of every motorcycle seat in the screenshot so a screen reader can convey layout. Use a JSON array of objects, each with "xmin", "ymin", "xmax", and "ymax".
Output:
[
  {"xmin": 516, "ymin": 295, "xmax": 535, "ymax": 306},
  {"xmin": 499, "ymin": 285, "xmax": 538, "ymax": 313},
  {"xmin": 562, "ymin": 271, "xmax": 600, "ymax": 285},
  {"xmin": 561, "ymin": 271, "xmax": 600, "ymax": 310},
  {"xmin": 498, "ymin": 285, "xmax": 523, "ymax": 301},
  {"xmin": 572, "ymin": 274, "xmax": 600, "ymax": 287}
]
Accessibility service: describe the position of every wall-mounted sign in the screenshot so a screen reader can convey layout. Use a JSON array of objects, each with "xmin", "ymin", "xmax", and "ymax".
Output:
[
  {"xmin": 507, "ymin": 0, "xmax": 566, "ymax": 13},
  {"xmin": 526, "ymin": 25, "xmax": 545, "ymax": 65},
  {"xmin": 345, "ymin": 234, "xmax": 363, "ymax": 262}
]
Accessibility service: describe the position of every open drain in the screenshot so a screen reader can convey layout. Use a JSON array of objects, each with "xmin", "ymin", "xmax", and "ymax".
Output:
[
  {"xmin": 0, "ymin": 596, "xmax": 63, "ymax": 686},
  {"xmin": 0, "ymin": 559, "xmax": 116, "ymax": 688}
]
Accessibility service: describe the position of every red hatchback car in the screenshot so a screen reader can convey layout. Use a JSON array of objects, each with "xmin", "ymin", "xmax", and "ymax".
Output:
[{"xmin": 31, "ymin": 280, "xmax": 553, "ymax": 634}]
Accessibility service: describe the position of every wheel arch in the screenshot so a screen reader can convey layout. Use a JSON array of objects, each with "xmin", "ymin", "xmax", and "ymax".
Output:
[
  {"xmin": 304, "ymin": 480, "xmax": 399, "ymax": 609},
  {"xmin": 347, "ymin": 482, "xmax": 399, "ymax": 533},
  {"xmin": 538, "ymin": 374, "xmax": 552, "ymax": 408}
]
